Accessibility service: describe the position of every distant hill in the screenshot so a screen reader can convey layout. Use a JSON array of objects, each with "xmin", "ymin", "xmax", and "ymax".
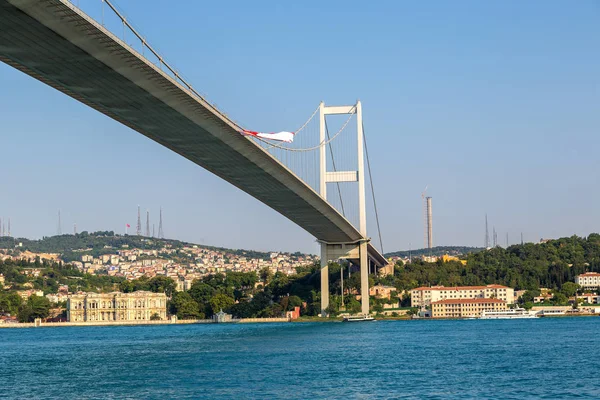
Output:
[
  {"xmin": 385, "ymin": 246, "xmax": 483, "ymax": 258},
  {"xmin": 0, "ymin": 231, "xmax": 275, "ymax": 261}
]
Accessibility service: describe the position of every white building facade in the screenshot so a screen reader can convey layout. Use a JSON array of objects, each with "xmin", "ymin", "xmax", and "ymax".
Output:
[
  {"xmin": 411, "ymin": 284, "xmax": 515, "ymax": 308},
  {"xmin": 575, "ymin": 273, "xmax": 600, "ymax": 290}
]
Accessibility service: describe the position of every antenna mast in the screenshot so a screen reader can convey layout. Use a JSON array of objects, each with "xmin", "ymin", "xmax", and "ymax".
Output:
[
  {"xmin": 136, "ymin": 205, "xmax": 142, "ymax": 236},
  {"xmin": 145, "ymin": 210, "xmax": 150, "ymax": 237},
  {"xmin": 158, "ymin": 207, "xmax": 164, "ymax": 239}
]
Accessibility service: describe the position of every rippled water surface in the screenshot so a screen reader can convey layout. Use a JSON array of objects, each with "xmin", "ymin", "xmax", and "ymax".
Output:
[{"xmin": 1, "ymin": 318, "xmax": 599, "ymax": 399}]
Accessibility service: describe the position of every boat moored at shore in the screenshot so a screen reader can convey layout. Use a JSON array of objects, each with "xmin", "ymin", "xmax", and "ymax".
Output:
[
  {"xmin": 480, "ymin": 308, "xmax": 538, "ymax": 319},
  {"xmin": 343, "ymin": 314, "xmax": 375, "ymax": 322}
]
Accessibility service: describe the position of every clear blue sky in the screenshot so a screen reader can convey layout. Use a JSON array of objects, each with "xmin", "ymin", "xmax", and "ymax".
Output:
[{"xmin": 1, "ymin": 0, "xmax": 598, "ymax": 254}]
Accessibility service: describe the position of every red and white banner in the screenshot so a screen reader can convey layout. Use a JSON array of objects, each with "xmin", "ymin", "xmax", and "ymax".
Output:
[{"xmin": 241, "ymin": 129, "xmax": 295, "ymax": 143}]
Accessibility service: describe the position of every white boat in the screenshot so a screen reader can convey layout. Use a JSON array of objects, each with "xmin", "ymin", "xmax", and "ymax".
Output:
[
  {"xmin": 479, "ymin": 308, "xmax": 538, "ymax": 319},
  {"xmin": 343, "ymin": 314, "xmax": 375, "ymax": 322}
]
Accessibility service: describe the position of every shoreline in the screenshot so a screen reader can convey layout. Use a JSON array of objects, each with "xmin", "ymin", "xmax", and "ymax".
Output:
[
  {"xmin": 0, "ymin": 317, "xmax": 290, "ymax": 329},
  {"xmin": 2, "ymin": 313, "xmax": 596, "ymax": 329}
]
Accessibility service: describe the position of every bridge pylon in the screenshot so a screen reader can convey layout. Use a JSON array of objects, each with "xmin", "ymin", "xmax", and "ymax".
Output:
[{"xmin": 318, "ymin": 101, "xmax": 370, "ymax": 317}]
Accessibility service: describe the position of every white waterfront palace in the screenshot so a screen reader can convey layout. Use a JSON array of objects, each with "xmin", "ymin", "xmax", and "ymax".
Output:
[{"xmin": 67, "ymin": 291, "xmax": 167, "ymax": 322}]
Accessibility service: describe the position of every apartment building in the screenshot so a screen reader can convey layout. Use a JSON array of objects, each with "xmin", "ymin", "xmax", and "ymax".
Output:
[
  {"xmin": 411, "ymin": 284, "xmax": 514, "ymax": 308},
  {"xmin": 431, "ymin": 298, "xmax": 507, "ymax": 318},
  {"xmin": 575, "ymin": 273, "xmax": 600, "ymax": 290}
]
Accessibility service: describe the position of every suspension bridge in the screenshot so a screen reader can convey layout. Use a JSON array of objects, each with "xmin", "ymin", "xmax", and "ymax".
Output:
[{"xmin": 0, "ymin": 0, "xmax": 388, "ymax": 316}]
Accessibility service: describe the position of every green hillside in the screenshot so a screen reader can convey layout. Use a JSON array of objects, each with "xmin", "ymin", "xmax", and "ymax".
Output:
[
  {"xmin": 385, "ymin": 246, "xmax": 483, "ymax": 258},
  {"xmin": 0, "ymin": 232, "xmax": 272, "ymax": 261}
]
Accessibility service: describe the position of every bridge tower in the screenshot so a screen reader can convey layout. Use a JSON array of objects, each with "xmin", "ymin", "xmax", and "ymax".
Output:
[{"xmin": 319, "ymin": 101, "xmax": 370, "ymax": 316}]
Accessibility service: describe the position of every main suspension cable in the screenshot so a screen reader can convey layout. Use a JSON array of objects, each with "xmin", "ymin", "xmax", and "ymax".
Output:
[{"xmin": 252, "ymin": 106, "xmax": 356, "ymax": 152}]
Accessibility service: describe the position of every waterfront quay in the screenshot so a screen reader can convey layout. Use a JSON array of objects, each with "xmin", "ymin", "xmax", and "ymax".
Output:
[{"xmin": 0, "ymin": 316, "xmax": 290, "ymax": 329}]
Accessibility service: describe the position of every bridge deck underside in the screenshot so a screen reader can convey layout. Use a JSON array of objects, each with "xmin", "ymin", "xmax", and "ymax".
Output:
[{"xmin": 0, "ymin": 0, "xmax": 386, "ymax": 266}]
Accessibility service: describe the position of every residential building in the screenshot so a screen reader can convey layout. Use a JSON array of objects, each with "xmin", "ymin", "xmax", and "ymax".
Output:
[
  {"xmin": 411, "ymin": 284, "xmax": 514, "ymax": 308},
  {"xmin": 575, "ymin": 293, "xmax": 600, "ymax": 304},
  {"xmin": 431, "ymin": 298, "xmax": 507, "ymax": 318},
  {"xmin": 514, "ymin": 290, "xmax": 527, "ymax": 301},
  {"xmin": 370, "ymin": 284, "xmax": 397, "ymax": 300},
  {"xmin": 67, "ymin": 291, "xmax": 167, "ymax": 322},
  {"xmin": 533, "ymin": 293, "xmax": 553, "ymax": 303},
  {"xmin": 46, "ymin": 293, "xmax": 69, "ymax": 304},
  {"xmin": 441, "ymin": 254, "xmax": 467, "ymax": 265},
  {"xmin": 176, "ymin": 277, "xmax": 194, "ymax": 292},
  {"xmin": 575, "ymin": 273, "xmax": 600, "ymax": 290},
  {"xmin": 17, "ymin": 289, "xmax": 44, "ymax": 300},
  {"xmin": 286, "ymin": 306, "xmax": 301, "ymax": 320}
]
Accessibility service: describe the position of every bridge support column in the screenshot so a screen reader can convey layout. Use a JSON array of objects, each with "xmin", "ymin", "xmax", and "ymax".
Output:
[
  {"xmin": 320, "ymin": 243, "xmax": 329, "ymax": 317},
  {"xmin": 360, "ymin": 241, "xmax": 369, "ymax": 315},
  {"xmin": 319, "ymin": 241, "xmax": 371, "ymax": 316}
]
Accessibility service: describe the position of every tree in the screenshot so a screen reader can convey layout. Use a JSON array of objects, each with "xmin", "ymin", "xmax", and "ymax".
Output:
[
  {"xmin": 552, "ymin": 292, "xmax": 568, "ymax": 306},
  {"xmin": 268, "ymin": 272, "xmax": 291, "ymax": 299},
  {"xmin": 250, "ymin": 291, "xmax": 272, "ymax": 315},
  {"xmin": 169, "ymin": 292, "xmax": 203, "ymax": 320},
  {"xmin": 347, "ymin": 297, "xmax": 362, "ymax": 314},
  {"xmin": 280, "ymin": 295, "xmax": 302, "ymax": 312},
  {"xmin": 209, "ymin": 293, "xmax": 235, "ymax": 314},
  {"xmin": 0, "ymin": 292, "xmax": 23, "ymax": 315},
  {"xmin": 188, "ymin": 281, "xmax": 215, "ymax": 305},
  {"xmin": 148, "ymin": 276, "xmax": 176, "ymax": 297},
  {"xmin": 372, "ymin": 302, "xmax": 384, "ymax": 314},
  {"xmin": 259, "ymin": 267, "xmax": 272, "ymax": 284},
  {"xmin": 259, "ymin": 303, "xmax": 283, "ymax": 318},
  {"xmin": 119, "ymin": 280, "xmax": 135, "ymax": 293},
  {"xmin": 560, "ymin": 282, "xmax": 579, "ymax": 298},
  {"xmin": 519, "ymin": 289, "xmax": 541, "ymax": 304},
  {"xmin": 229, "ymin": 301, "xmax": 254, "ymax": 318},
  {"xmin": 17, "ymin": 295, "xmax": 51, "ymax": 322},
  {"xmin": 150, "ymin": 313, "xmax": 161, "ymax": 321}
]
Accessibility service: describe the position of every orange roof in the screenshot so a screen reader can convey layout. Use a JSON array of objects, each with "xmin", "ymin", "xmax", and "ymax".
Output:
[
  {"xmin": 431, "ymin": 298, "xmax": 506, "ymax": 305},
  {"xmin": 578, "ymin": 272, "xmax": 600, "ymax": 277},
  {"xmin": 412, "ymin": 284, "xmax": 509, "ymax": 291}
]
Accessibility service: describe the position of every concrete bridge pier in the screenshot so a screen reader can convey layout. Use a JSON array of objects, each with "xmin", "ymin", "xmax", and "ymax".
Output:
[
  {"xmin": 320, "ymin": 240, "xmax": 371, "ymax": 317},
  {"xmin": 359, "ymin": 240, "xmax": 369, "ymax": 316},
  {"xmin": 320, "ymin": 242, "xmax": 329, "ymax": 316}
]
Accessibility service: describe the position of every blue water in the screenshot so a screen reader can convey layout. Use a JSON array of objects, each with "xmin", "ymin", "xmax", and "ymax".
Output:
[{"xmin": 1, "ymin": 318, "xmax": 599, "ymax": 399}]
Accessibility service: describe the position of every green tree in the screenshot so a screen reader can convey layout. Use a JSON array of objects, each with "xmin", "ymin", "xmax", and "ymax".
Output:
[
  {"xmin": 148, "ymin": 276, "xmax": 176, "ymax": 297},
  {"xmin": 280, "ymin": 295, "xmax": 302, "ymax": 311},
  {"xmin": 209, "ymin": 293, "xmax": 235, "ymax": 314},
  {"xmin": 372, "ymin": 301, "xmax": 384, "ymax": 314},
  {"xmin": 0, "ymin": 292, "xmax": 23, "ymax": 315},
  {"xmin": 150, "ymin": 313, "xmax": 161, "ymax": 321},
  {"xmin": 169, "ymin": 292, "xmax": 203, "ymax": 320},
  {"xmin": 229, "ymin": 301, "xmax": 254, "ymax": 318},
  {"xmin": 268, "ymin": 272, "xmax": 291, "ymax": 298},
  {"xmin": 259, "ymin": 267, "xmax": 272, "ymax": 284},
  {"xmin": 519, "ymin": 289, "xmax": 541, "ymax": 304},
  {"xmin": 119, "ymin": 280, "xmax": 135, "ymax": 293},
  {"xmin": 259, "ymin": 303, "xmax": 284, "ymax": 318},
  {"xmin": 17, "ymin": 295, "xmax": 51, "ymax": 322},
  {"xmin": 560, "ymin": 282, "xmax": 579, "ymax": 297},
  {"xmin": 251, "ymin": 291, "xmax": 272, "ymax": 315},
  {"xmin": 552, "ymin": 292, "xmax": 568, "ymax": 306}
]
